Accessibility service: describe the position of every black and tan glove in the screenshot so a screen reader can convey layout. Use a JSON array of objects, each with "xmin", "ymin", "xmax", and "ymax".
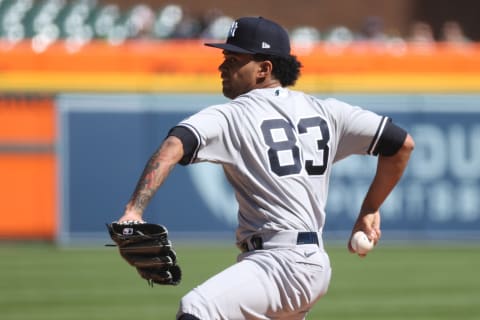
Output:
[{"xmin": 106, "ymin": 221, "xmax": 181, "ymax": 286}]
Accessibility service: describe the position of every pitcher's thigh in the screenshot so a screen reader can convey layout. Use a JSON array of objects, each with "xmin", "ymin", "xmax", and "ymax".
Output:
[{"xmin": 178, "ymin": 258, "xmax": 282, "ymax": 320}]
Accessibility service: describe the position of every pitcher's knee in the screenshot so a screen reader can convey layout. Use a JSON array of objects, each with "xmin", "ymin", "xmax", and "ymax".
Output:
[{"xmin": 177, "ymin": 290, "xmax": 209, "ymax": 320}]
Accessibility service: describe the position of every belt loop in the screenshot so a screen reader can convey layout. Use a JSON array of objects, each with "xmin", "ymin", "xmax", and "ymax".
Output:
[{"xmin": 297, "ymin": 232, "xmax": 319, "ymax": 245}]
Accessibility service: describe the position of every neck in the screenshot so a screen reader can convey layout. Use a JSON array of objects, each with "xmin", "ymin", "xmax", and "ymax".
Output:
[{"xmin": 256, "ymin": 78, "xmax": 282, "ymax": 89}]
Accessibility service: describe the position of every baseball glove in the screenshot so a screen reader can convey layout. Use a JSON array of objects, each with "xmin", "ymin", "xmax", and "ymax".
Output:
[{"xmin": 106, "ymin": 221, "xmax": 181, "ymax": 286}]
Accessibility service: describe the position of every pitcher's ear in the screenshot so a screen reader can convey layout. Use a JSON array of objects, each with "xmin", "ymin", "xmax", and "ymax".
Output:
[{"xmin": 258, "ymin": 60, "xmax": 273, "ymax": 77}]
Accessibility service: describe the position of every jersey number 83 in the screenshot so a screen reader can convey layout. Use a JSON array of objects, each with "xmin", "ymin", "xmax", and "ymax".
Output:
[{"xmin": 260, "ymin": 116, "xmax": 330, "ymax": 177}]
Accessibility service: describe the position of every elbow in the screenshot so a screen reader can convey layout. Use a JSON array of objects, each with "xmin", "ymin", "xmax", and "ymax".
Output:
[
  {"xmin": 380, "ymin": 133, "xmax": 414, "ymax": 161},
  {"xmin": 158, "ymin": 136, "xmax": 185, "ymax": 165},
  {"xmin": 403, "ymin": 134, "xmax": 415, "ymax": 154},
  {"xmin": 392, "ymin": 133, "xmax": 414, "ymax": 162}
]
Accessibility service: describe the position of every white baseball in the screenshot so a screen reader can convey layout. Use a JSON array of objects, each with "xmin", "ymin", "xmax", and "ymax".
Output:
[{"xmin": 350, "ymin": 231, "xmax": 374, "ymax": 255}]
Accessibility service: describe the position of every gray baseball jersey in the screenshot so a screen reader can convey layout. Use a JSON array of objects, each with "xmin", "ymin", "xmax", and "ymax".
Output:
[{"xmin": 178, "ymin": 87, "xmax": 387, "ymax": 243}]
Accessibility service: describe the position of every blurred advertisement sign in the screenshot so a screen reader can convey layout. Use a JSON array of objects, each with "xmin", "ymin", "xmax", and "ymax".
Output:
[{"xmin": 57, "ymin": 94, "xmax": 480, "ymax": 242}]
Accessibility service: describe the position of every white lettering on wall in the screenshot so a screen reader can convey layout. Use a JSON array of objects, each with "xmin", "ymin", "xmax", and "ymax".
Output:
[
  {"xmin": 450, "ymin": 124, "xmax": 480, "ymax": 178},
  {"xmin": 409, "ymin": 124, "xmax": 447, "ymax": 180}
]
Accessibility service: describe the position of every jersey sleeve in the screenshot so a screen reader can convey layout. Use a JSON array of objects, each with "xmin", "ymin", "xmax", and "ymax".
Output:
[
  {"xmin": 176, "ymin": 104, "xmax": 241, "ymax": 164},
  {"xmin": 326, "ymin": 98, "xmax": 388, "ymax": 162}
]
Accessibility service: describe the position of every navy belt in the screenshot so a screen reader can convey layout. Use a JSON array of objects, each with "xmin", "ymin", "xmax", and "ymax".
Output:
[{"xmin": 246, "ymin": 232, "xmax": 319, "ymax": 251}]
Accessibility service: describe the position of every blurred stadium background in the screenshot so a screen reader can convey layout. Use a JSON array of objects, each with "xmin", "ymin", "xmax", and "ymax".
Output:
[
  {"xmin": 1, "ymin": 1, "xmax": 480, "ymax": 319},
  {"xmin": 0, "ymin": 0, "xmax": 479, "ymax": 46}
]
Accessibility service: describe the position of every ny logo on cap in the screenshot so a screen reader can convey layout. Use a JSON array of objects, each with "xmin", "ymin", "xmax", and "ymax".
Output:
[{"xmin": 229, "ymin": 21, "xmax": 239, "ymax": 37}]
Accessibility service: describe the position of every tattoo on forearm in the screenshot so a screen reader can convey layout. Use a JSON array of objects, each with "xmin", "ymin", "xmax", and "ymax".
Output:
[
  {"xmin": 127, "ymin": 138, "xmax": 180, "ymax": 212},
  {"xmin": 130, "ymin": 151, "xmax": 163, "ymax": 211}
]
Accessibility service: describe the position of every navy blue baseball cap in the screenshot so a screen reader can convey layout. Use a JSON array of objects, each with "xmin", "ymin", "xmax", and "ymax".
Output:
[{"xmin": 205, "ymin": 17, "xmax": 291, "ymax": 58}]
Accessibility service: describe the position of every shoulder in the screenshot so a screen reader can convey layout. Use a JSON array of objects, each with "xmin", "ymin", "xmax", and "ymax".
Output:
[
  {"xmin": 322, "ymin": 97, "xmax": 355, "ymax": 108},
  {"xmin": 284, "ymin": 92, "xmax": 353, "ymax": 115},
  {"xmin": 192, "ymin": 101, "xmax": 238, "ymax": 117},
  {"xmin": 319, "ymin": 98, "xmax": 371, "ymax": 117},
  {"xmin": 227, "ymin": 91, "xmax": 264, "ymax": 111}
]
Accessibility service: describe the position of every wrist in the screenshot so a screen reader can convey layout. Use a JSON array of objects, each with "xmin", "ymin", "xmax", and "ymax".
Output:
[
  {"xmin": 122, "ymin": 205, "xmax": 144, "ymax": 220},
  {"xmin": 359, "ymin": 206, "xmax": 379, "ymax": 215}
]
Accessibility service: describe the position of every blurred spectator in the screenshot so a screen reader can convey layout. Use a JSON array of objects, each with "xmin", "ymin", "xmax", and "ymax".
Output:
[
  {"xmin": 61, "ymin": 0, "xmax": 96, "ymax": 51},
  {"xmin": 125, "ymin": 4, "xmax": 155, "ymax": 39},
  {"xmin": 440, "ymin": 20, "xmax": 470, "ymax": 43},
  {"xmin": 170, "ymin": 12, "xmax": 202, "ymax": 38},
  {"xmin": 152, "ymin": 4, "xmax": 183, "ymax": 39},
  {"xmin": 322, "ymin": 25, "xmax": 355, "ymax": 55},
  {"xmin": 201, "ymin": 15, "xmax": 234, "ymax": 40},
  {"xmin": 357, "ymin": 16, "xmax": 388, "ymax": 42},
  {"xmin": 408, "ymin": 21, "xmax": 435, "ymax": 43},
  {"xmin": 199, "ymin": 8, "xmax": 233, "ymax": 39},
  {"xmin": 324, "ymin": 26, "xmax": 354, "ymax": 44},
  {"xmin": 1, "ymin": 1, "xmax": 478, "ymax": 48},
  {"xmin": 290, "ymin": 26, "xmax": 321, "ymax": 53},
  {"xmin": 200, "ymin": 8, "xmax": 224, "ymax": 30},
  {"xmin": 291, "ymin": 26, "xmax": 321, "ymax": 43},
  {"xmin": 92, "ymin": 4, "xmax": 121, "ymax": 39}
]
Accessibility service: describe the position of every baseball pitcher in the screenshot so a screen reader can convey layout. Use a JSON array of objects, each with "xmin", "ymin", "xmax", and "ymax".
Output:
[{"xmin": 110, "ymin": 16, "xmax": 414, "ymax": 320}]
